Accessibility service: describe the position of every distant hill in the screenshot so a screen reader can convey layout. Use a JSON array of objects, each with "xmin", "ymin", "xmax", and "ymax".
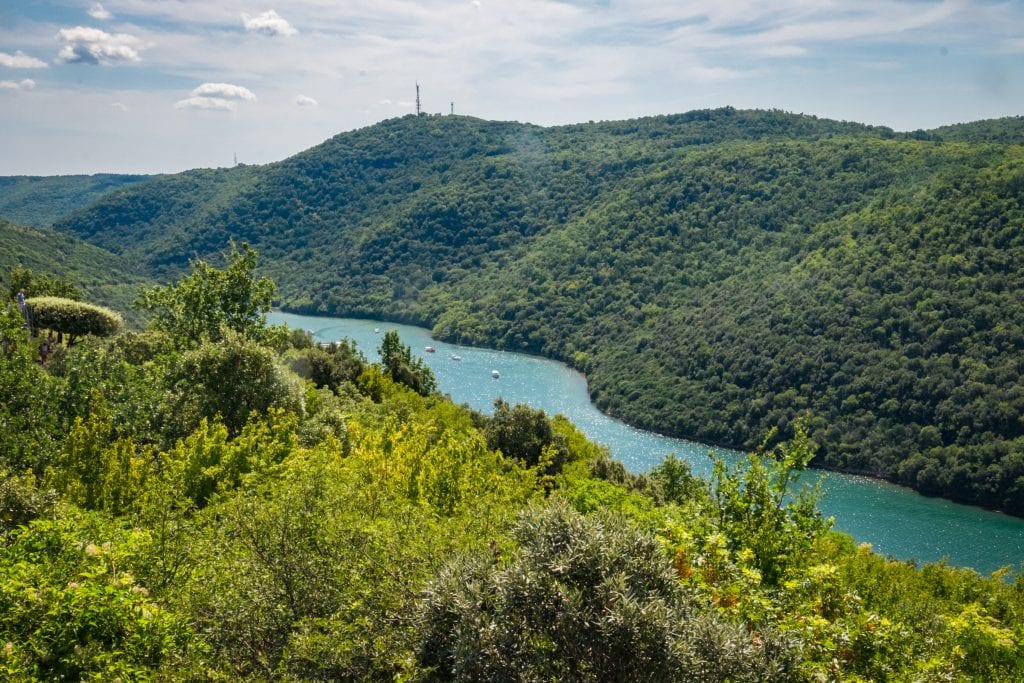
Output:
[
  {"xmin": 50, "ymin": 109, "xmax": 1024, "ymax": 514},
  {"xmin": 931, "ymin": 116, "xmax": 1024, "ymax": 144},
  {"xmin": 0, "ymin": 174, "xmax": 152, "ymax": 228},
  {"xmin": 0, "ymin": 218, "xmax": 151, "ymax": 319}
]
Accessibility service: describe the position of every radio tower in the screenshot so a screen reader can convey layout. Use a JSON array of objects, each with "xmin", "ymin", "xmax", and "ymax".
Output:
[{"xmin": 415, "ymin": 82, "xmax": 421, "ymax": 116}]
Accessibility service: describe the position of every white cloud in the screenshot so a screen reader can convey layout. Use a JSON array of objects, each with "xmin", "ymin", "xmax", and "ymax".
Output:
[
  {"xmin": 174, "ymin": 96, "xmax": 237, "ymax": 111},
  {"xmin": 190, "ymin": 82, "xmax": 256, "ymax": 101},
  {"xmin": 295, "ymin": 94, "xmax": 318, "ymax": 106},
  {"xmin": 0, "ymin": 79, "xmax": 36, "ymax": 91},
  {"xmin": 175, "ymin": 83, "xmax": 256, "ymax": 112},
  {"xmin": 111, "ymin": 101, "xmax": 128, "ymax": 111},
  {"xmin": 56, "ymin": 26, "xmax": 141, "ymax": 64},
  {"xmin": 88, "ymin": 3, "xmax": 113, "ymax": 21},
  {"xmin": 0, "ymin": 51, "xmax": 48, "ymax": 69},
  {"xmin": 242, "ymin": 10, "xmax": 298, "ymax": 37}
]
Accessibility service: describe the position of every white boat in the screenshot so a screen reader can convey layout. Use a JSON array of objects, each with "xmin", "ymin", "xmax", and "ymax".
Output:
[
  {"xmin": 373, "ymin": 327, "xmax": 380, "ymax": 333},
  {"xmin": 425, "ymin": 346, "xmax": 436, "ymax": 353},
  {"xmin": 450, "ymin": 353, "xmax": 462, "ymax": 361},
  {"xmin": 491, "ymin": 369, "xmax": 500, "ymax": 379}
]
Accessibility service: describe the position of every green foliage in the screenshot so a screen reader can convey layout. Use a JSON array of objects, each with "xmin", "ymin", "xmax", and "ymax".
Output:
[
  {"xmin": 0, "ymin": 224, "xmax": 150, "ymax": 323},
  {"xmin": 0, "ymin": 510, "xmax": 197, "ymax": 680},
  {"xmin": 287, "ymin": 337, "xmax": 367, "ymax": 395},
  {"xmin": 484, "ymin": 398, "xmax": 569, "ymax": 470},
  {"xmin": 3, "ymin": 229, "xmax": 1023, "ymax": 679},
  {"xmin": 137, "ymin": 243, "xmax": 277, "ymax": 348},
  {"xmin": 0, "ymin": 174, "xmax": 150, "ymax": 228},
  {"xmin": 0, "ymin": 470, "xmax": 58, "ymax": 533},
  {"xmin": 710, "ymin": 422, "xmax": 830, "ymax": 586},
  {"xmin": 48, "ymin": 111, "xmax": 1024, "ymax": 511},
  {"xmin": 4, "ymin": 264, "xmax": 80, "ymax": 301},
  {"xmin": 378, "ymin": 329, "xmax": 437, "ymax": 396},
  {"xmin": 416, "ymin": 499, "xmax": 800, "ymax": 682},
  {"xmin": 0, "ymin": 308, "xmax": 62, "ymax": 472},
  {"xmin": 651, "ymin": 454, "xmax": 707, "ymax": 504},
  {"xmin": 25, "ymin": 296, "xmax": 122, "ymax": 342},
  {"xmin": 161, "ymin": 331, "xmax": 304, "ymax": 439}
]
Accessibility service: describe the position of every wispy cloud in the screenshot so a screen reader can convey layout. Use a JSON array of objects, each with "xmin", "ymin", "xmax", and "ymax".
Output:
[
  {"xmin": 242, "ymin": 10, "xmax": 298, "ymax": 37},
  {"xmin": 88, "ymin": 3, "xmax": 113, "ymax": 21},
  {"xmin": 687, "ymin": 65, "xmax": 743, "ymax": 82},
  {"xmin": 762, "ymin": 45, "xmax": 807, "ymax": 58},
  {"xmin": 0, "ymin": 51, "xmax": 48, "ymax": 69},
  {"xmin": 295, "ymin": 94, "xmax": 317, "ymax": 106},
  {"xmin": 55, "ymin": 26, "xmax": 141, "ymax": 64},
  {"xmin": 0, "ymin": 79, "xmax": 36, "ymax": 91},
  {"xmin": 111, "ymin": 101, "xmax": 127, "ymax": 111}
]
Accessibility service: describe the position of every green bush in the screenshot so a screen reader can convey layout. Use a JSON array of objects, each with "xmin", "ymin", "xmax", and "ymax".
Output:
[
  {"xmin": 25, "ymin": 296, "xmax": 122, "ymax": 343},
  {"xmin": 416, "ymin": 499, "xmax": 800, "ymax": 682}
]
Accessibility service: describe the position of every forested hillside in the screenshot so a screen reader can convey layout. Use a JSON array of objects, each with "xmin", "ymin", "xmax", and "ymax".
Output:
[
  {"xmin": 0, "ymin": 174, "xmax": 150, "ymax": 228},
  {"xmin": 50, "ymin": 109, "xmax": 1024, "ymax": 513},
  {"xmin": 1, "ymin": 253, "xmax": 1020, "ymax": 681},
  {"xmin": 0, "ymin": 218, "xmax": 151, "ymax": 316}
]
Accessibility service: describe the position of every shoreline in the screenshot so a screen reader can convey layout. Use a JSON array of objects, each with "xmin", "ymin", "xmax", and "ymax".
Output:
[{"xmin": 275, "ymin": 305, "xmax": 1021, "ymax": 520}]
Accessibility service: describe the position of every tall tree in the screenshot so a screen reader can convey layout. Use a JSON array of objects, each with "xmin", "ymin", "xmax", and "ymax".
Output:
[
  {"xmin": 378, "ymin": 330, "xmax": 437, "ymax": 396},
  {"xmin": 136, "ymin": 244, "xmax": 276, "ymax": 347}
]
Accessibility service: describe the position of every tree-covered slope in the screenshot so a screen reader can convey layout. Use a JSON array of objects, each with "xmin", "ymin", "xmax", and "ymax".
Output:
[
  {"xmin": 1, "ymin": 254, "xmax": 1021, "ymax": 681},
  {"xmin": 0, "ymin": 218, "xmax": 151, "ymax": 316},
  {"xmin": 50, "ymin": 109, "xmax": 1024, "ymax": 513},
  {"xmin": 0, "ymin": 174, "xmax": 151, "ymax": 228}
]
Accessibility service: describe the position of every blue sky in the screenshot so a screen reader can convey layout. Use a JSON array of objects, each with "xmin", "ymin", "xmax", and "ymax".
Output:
[{"xmin": 1, "ymin": 0, "xmax": 1021, "ymax": 175}]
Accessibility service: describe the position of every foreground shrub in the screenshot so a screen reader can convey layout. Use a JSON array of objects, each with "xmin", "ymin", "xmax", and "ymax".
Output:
[{"xmin": 416, "ymin": 499, "xmax": 799, "ymax": 682}]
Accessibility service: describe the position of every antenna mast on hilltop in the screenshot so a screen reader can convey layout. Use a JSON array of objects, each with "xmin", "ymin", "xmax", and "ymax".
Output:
[
  {"xmin": 415, "ymin": 82, "xmax": 421, "ymax": 116},
  {"xmin": 450, "ymin": 101, "xmax": 454, "ymax": 115}
]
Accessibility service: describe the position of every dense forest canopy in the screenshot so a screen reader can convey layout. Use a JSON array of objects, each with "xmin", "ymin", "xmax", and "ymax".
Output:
[
  {"xmin": 21, "ymin": 107, "xmax": 1024, "ymax": 514},
  {"xmin": 1, "ymin": 254, "xmax": 1021, "ymax": 680},
  {"xmin": 0, "ymin": 174, "xmax": 151, "ymax": 229}
]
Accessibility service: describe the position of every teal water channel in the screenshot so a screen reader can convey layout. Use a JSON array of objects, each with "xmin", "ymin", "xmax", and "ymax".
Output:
[{"xmin": 270, "ymin": 311, "xmax": 1024, "ymax": 576}]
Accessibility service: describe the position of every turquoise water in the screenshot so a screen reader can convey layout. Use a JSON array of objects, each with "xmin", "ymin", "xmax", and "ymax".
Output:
[{"xmin": 270, "ymin": 311, "xmax": 1024, "ymax": 575}]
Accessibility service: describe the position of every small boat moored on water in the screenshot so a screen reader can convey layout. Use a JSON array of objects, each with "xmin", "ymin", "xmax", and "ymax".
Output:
[
  {"xmin": 451, "ymin": 353, "xmax": 462, "ymax": 361},
  {"xmin": 492, "ymin": 369, "xmax": 500, "ymax": 379},
  {"xmin": 425, "ymin": 346, "xmax": 436, "ymax": 353}
]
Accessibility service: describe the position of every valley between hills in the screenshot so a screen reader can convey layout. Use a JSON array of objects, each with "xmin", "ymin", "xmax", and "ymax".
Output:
[{"xmin": 10, "ymin": 108, "xmax": 1023, "ymax": 515}]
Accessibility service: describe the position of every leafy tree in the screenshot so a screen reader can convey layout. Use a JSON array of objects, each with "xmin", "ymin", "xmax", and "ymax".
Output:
[
  {"xmin": 710, "ymin": 421, "xmax": 830, "ymax": 585},
  {"xmin": 4, "ymin": 264, "xmax": 81, "ymax": 301},
  {"xmin": 485, "ymin": 398, "xmax": 570, "ymax": 474},
  {"xmin": 161, "ymin": 331, "xmax": 305, "ymax": 439},
  {"xmin": 136, "ymin": 243, "xmax": 277, "ymax": 347},
  {"xmin": 25, "ymin": 296, "xmax": 122, "ymax": 344},
  {"xmin": 288, "ymin": 338, "xmax": 367, "ymax": 395},
  {"xmin": 378, "ymin": 330, "xmax": 437, "ymax": 396}
]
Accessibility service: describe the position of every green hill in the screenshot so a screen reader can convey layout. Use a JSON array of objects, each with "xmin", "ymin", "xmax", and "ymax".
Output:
[
  {"xmin": 2, "ymin": 251, "xmax": 1019, "ymax": 680},
  {"xmin": 0, "ymin": 218, "xmax": 151, "ymax": 318},
  {"xmin": 50, "ymin": 109, "xmax": 1024, "ymax": 513},
  {"xmin": 0, "ymin": 174, "xmax": 152, "ymax": 228}
]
